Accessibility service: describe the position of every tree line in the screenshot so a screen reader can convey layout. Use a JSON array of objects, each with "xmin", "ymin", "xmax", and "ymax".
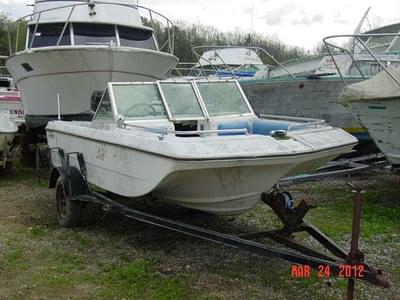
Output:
[
  {"xmin": 0, "ymin": 13, "xmax": 307, "ymax": 65},
  {"xmin": 151, "ymin": 20, "xmax": 308, "ymax": 65}
]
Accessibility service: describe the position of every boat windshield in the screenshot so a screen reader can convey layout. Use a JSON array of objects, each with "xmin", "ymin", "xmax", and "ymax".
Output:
[
  {"xmin": 108, "ymin": 80, "xmax": 252, "ymax": 121},
  {"xmin": 160, "ymin": 82, "xmax": 204, "ymax": 119},
  {"xmin": 112, "ymin": 84, "xmax": 167, "ymax": 120},
  {"xmin": 197, "ymin": 81, "xmax": 250, "ymax": 116}
]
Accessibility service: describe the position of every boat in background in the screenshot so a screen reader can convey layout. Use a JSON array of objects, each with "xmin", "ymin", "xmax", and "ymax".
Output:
[
  {"xmin": 47, "ymin": 79, "xmax": 357, "ymax": 215},
  {"xmin": 338, "ymin": 57, "xmax": 400, "ymax": 167},
  {"xmin": 6, "ymin": 0, "xmax": 178, "ymax": 131},
  {"xmin": 0, "ymin": 56, "xmax": 24, "ymax": 125}
]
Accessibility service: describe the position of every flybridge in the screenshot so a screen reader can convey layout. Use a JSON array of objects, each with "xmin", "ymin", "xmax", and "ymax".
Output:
[{"xmin": 9, "ymin": 0, "xmax": 174, "ymax": 55}]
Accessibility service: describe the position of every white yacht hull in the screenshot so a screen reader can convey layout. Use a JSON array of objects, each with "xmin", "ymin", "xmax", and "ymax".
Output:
[
  {"xmin": 6, "ymin": 47, "xmax": 178, "ymax": 128},
  {"xmin": 348, "ymin": 99, "xmax": 400, "ymax": 165},
  {"xmin": 47, "ymin": 122, "xmax": 356, "ymax": 215}
]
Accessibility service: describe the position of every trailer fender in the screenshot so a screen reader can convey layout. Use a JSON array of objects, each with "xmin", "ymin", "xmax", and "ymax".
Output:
[
  {"xmin": 49, "ymin": 167, "xmax": 89, "ymax": 197},
  {"xmin": 49, "ymin": 167, "xmax": 64, "ymax": 189}
]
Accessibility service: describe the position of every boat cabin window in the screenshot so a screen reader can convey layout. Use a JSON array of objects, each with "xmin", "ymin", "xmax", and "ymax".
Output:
[
  {"xmin": 28, "ymin": 23, "xmax": 71, "ymax": 48},
  {"xmin": 197, "ymin": 81, "xmax": 250, "ymax": 116},
  {"xmin": 94, "ymin": 89, "xmax": 113, "ymax": 121},
  {"xmin": 73, "ymin": 23, "xmax": 116, "ymax": 45},
  {"xmin": 160, "ymin": 82, "xmax": 204, "ymax": 119},
  {"xmin": 0, "ymin": 79, "xmax": 11, "ymax": 88},
  {"xmin": 113, "ymin": 84, "xmax": 167, "ymax": 120},
  {"xmin": 118, "ymin": 26, "xmax": 157, "ymax": 50}
]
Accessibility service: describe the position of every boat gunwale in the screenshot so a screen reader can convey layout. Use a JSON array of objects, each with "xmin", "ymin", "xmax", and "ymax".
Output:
[{"xmin": 46, "ymin": 125, "xmax": 357, "ymax": 162}]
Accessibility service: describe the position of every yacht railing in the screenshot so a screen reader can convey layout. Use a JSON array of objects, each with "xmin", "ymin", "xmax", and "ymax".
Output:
[
  {"xmin": 8, "ymin": 1, "xmax": 175, "ymax": 55},
  {"xmin": 323, "ymin": 33, "xmax": 400, "ymax": 87},
  {"xmin": 188, "ymin": 45, "xmax": 296, "ymax": 79}
]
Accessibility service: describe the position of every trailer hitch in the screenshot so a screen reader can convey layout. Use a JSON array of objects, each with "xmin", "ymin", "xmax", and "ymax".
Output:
[{"xmin": 251, "ymin": 184, "xmax": 390, "ymax": 296}]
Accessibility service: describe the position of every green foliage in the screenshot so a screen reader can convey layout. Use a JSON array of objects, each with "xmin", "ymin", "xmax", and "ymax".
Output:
[
  {"xmin": 0, "ymin": 12, "xmax": 12, "ymax": 56},
  {"xmin": 146, "ymin": 19, "xmax": 307, "ymax": 64},
  {"xmin": 0, "ymin": 13, "xmax": 27, "ymax": 58}
]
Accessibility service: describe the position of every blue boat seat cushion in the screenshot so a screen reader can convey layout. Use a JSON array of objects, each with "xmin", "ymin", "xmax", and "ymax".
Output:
[
  {"xmin": 252, "ymin": 119, "xmax": 290, "ymax": 135},
  {"xmin": 217, "ymin": 119, "xmax": 291, "ymax": 136},
  {"xmin": 217, "ymin": 120, "xmax": 249, "ymax": 136}
]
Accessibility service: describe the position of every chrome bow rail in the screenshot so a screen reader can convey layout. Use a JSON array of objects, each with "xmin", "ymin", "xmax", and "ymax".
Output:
[
  {"xmin": 172, "ymin": 45, "xmax": 297, "ymax": 79},
  {"xmin": 323, "ymin": 33, "xmax": 400, "ymax": 87}
]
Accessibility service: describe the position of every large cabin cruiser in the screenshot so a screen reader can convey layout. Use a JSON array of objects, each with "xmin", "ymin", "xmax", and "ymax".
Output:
[
  {"xmin": 6, "ymin": 0, "xmax": 178, "ymax": 131},
  {"xmin": 46, "ymin": 79, "xmax": 357, "ymax": 215}
]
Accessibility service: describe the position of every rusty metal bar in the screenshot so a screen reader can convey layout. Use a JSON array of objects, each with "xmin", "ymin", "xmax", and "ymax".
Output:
[{"xmin": 346, "ymin": 183, "xmax": 365, "ymax": 300}]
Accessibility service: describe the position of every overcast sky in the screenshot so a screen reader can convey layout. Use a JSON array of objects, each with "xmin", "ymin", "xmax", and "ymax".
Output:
[{"xmin": 1, "ymin": 0, "xmax": 399, "ymax": 50}]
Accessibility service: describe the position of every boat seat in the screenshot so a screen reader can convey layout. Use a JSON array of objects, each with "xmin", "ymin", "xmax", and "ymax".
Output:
[
  {"xmin": 252, "ymin": 119, "xmax": 290, "ymax": 136},
  {"xmin": 217, "ymin": 120, "xmax": 250, "ymax": 136},
  {"xmin": 217, "ymin": 119, "xmax": 292, "ymax": 136}
]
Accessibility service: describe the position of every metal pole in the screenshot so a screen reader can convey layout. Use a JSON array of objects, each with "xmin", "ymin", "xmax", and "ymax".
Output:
[
  {"xmin": 346, "ymin": 183, "xmax": 364, "ymax": 300},
  {"xmin": 57, "ymin": 92, "xmax": 61, "ymax": 120}
]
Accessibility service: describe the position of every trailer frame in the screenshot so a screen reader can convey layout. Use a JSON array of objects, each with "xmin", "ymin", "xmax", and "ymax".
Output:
[{"xmin": 48, "ymin": 148, "xmax": 390, "ymax": 298}]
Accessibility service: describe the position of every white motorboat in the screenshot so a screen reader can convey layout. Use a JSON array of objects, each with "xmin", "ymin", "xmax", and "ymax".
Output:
[
  {"xmin": 6, "ymin": 0, "xmax": 178, "ymax": 130},
  {"xmin": 339, "ymin": 68, "xmax": 400, "ymax": 166},
  {"xmin": 0, "ymin": 78, "xmax": 24, "ymax": 123},
  {"xmin": 0, "ymin": 57, "xmax": 24, "ymax": 122},
  {"xmin": 47, "ymin": 79, "xmax": 357, "ymax": 215}
]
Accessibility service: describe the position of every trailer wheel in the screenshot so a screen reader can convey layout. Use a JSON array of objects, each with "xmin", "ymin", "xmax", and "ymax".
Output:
[{"xmin": 55, "ymin": 177, "xmax": 84, "ymax": 227}]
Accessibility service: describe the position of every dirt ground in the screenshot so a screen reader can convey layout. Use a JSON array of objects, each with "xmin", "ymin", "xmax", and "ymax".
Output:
[{"xmin": 0, "ymin": 166, "xmax": 399, "ymax": 299}]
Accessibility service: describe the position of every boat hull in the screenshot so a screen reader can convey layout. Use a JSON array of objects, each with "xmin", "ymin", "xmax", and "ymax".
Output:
[
  {"xmin": 154, "ymin": 147, "xmax": 347, "ymax": 214},
  {"xmin": 0, "ymin": 91, "xmax": 24, "ymax": 122},
  {"xmin": 6, "ymin": 47, "xmax": 178, "ymax": 129},
  {"xmin": 347, "ymin": 99, "xmax": 400, "ymax": 166},
  {"xmin": 240, "ymin": 77, "xmax": 372, "ymax": 144},
  {"xmin": 47, "ymin": 124, "xmax": 355, "ymax": 215}
]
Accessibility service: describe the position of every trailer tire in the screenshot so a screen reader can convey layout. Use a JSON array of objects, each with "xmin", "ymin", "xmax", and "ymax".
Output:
[{"xmin": 55, "ymin": 177, "xmax": 84, "ymax": 227}]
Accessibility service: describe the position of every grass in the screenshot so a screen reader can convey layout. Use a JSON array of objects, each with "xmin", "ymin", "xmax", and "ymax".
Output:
[
  {"xmin": 0, "ymin": 164, "xmax": 399, "ymax": 299},
  {"xmin": 0, "ymin": 162, "xmax": 48, "ymax": 188},
  {"xmin": 307, "ymin": 182, "xmax": 400, "ymax": 240}
]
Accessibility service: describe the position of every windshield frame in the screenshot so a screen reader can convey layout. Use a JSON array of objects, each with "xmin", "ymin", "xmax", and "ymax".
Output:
[
  {"xmin": 158, "ymin": 81, "xmax": 209, "ymax": 121},
  {"xmin": 99, "ymin": 79, "xmax": 254, "ymax": 123}
]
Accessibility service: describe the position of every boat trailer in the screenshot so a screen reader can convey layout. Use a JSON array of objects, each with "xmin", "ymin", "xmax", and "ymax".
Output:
[{"xmin": 49, "ymin": 148, "xmax": 390, "ymax": 299}]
